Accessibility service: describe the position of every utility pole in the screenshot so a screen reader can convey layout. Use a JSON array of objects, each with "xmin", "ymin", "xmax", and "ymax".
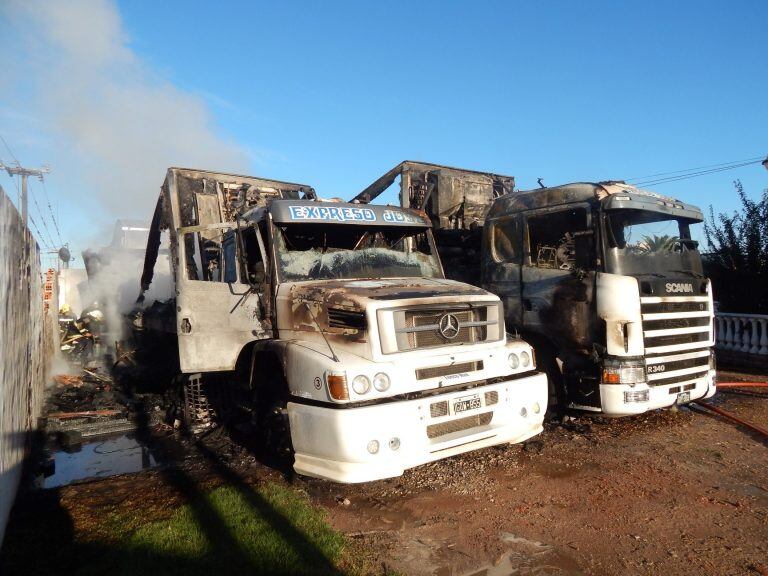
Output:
[{"xmin": 0, "ymin": 161, "xmax": 50, "ymax": 226}]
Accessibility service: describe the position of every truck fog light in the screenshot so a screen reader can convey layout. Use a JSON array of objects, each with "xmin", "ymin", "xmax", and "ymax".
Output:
[
  {"xmin": 508, "ymin": 353, "xmax": 519, "ymax": 369},
  {"xmin": 352, "ymin": 375, "xmax": 371, "ymax": 395},
  {"xmin": 520, "ymin": 407, "xmax": 528, "ymax": 417},
  {"xmin": 373, "ymin": 372, "xmax": 390, "ymax": 392},
  {"xmin": 624, "ymin": 389, "xmax": 649, "ymax": 403},
  {"xmin": 367, "ymin": 439, "xmax": 380, "ymax": 454},
  {"xmin": 520, "ymin": 351, "xmax": 531, "ymax": 367},
  {"xmin": 389, "ymin": 437, "xmax": 400, "ymax": 451},
  {"xmin": 532, "ymin": 402, "xmax": 541, "ymax": 414}
]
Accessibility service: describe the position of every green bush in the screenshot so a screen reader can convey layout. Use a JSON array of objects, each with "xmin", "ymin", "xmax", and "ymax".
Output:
[{"xmin": 704, "ymin": 180, "xmax": 768, "ymax": 313}]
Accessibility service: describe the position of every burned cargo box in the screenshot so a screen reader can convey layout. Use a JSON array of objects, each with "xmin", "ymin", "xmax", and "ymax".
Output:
[
  {"xmin": 139, "ymin": 168, "xmax": 316, "ymax": 373},
  {"xmin": 353, "ymin": 160, "xmax": 514, "ymax": 228},
  {"xmin": 352, "ymin": 161, "xmax": 515, "ymax": 285},
  {"xmin": 140, "ymin": 168, "xmax": 316, "ymax": 297},
  {"xmin": 156, "ymin": 169, "xmax": 315, "ymax": 284}
]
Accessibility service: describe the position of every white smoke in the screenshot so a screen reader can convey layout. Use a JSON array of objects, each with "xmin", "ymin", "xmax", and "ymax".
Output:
[
  {"xmin": 82, "ymin": 243, "xmax": 174, "ymax": 343},
  {"xmin": 0, "ymin": 0, "xmax": 250, "ymax": 351},
  {"xmin": 0, "ymin": 0, "xmax": 250, "ymax": 221}
]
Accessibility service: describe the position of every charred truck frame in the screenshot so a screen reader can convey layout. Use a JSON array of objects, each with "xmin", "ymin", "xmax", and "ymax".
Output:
[
  {"xmin": 138, "ymin": 167, "xmax": 547, "ymax": 483},
  {"xmin": 354, "ymin": 162, "xmax": 716, "ymax": 416}
]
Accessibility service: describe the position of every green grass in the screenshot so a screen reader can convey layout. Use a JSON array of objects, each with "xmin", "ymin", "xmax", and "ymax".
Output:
[
  {"xmin": 82, "ymin": 484, "xmax": 347, "ymax": 576},
  {"xmin": 3, "ymin": 482, "xmax": 355, "ymax": 576}
]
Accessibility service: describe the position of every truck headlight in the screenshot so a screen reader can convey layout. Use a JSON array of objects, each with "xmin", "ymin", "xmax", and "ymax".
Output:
[
  {"xmin": 373, "ymin": 372, "xmax": 390, "ymax": 392},
  {"xmin": 602, "ymin": 360, "xmax": 646, "ymax": 384},
  {"xmin": 508, "ymin": 353, "xmax": 520, "ymax": 369},
  {"xmin": 520, "ymin": 351, "xmax": 531, "ymax": 368},
  {"xmin": 352, "ymin": 375, "xmax": 371, "ymax": 395}
]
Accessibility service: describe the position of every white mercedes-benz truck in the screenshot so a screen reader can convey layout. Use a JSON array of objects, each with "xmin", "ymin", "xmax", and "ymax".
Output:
[{"xmin": 137, "ymin": 167, "xmax": 547, "ymax": 482}]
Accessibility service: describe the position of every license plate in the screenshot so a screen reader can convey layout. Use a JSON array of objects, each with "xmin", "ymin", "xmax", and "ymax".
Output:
[
  {"xmin": 454, "ymin": 395, "xmax": 481, "ymax": 414},
  {"xmin": 676, "ymin": 391, "xmax": 691, "ymax": 405}
]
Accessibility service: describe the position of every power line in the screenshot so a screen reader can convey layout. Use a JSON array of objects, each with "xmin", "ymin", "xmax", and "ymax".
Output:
[
  {"xmin": 40, "ymin": 178, "xmax": 63, "ymax": 245},
  {"xmin": 0, "ymin": 135, "xmax": 23, "ymax": 203},
  {"xmin": 1, "ymin": 167, "xmax": 54, "ymax": 250},
  {"xmin": 0, "ymin": 133, "xmax": 19, "ymax": 164},
  {"xmin": 626, "ymin": 155, "xmax": 765, "ymax": 182},
  {"xmin": 27, "ymin": 212, "xmax": 54, "ymax": 251},
  {"xmin": 4, "ymin": 167, "xmax": 22, "ymax": 199},
  {"xmin": 0, "ymin": 133, "xmax": 55, "ymax": 239},
  {"xmin": 1, "ymin": 170, "xmax": 55, "ymax": 250},
  {"xmin": 28, "ymin": 179, "xmax": 57, "ymax": 249},
  {"xmin": 633, "ymin": 159, "xmax": 763, "ymax": 187},
  {"xmin": 0, "ymin": 133, "xmax": 63, "ymax": 255}
]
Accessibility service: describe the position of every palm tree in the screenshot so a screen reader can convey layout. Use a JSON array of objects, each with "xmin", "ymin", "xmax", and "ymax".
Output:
[{"xmin": 640, "ymin": 234, "xmax": 679, "ymax": 252}]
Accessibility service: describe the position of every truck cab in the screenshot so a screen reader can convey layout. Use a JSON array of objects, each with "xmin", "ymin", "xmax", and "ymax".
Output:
[
  {"xmin": 139, "ymin": 168, "xmax": 548, "ymax": 483},
  {"xmin": 484, "ymin": 182, "xmax": 716, "ymax": 415},
  {"xmin": 354, "ymin": 162, "xmax": 716, "ymax": 417}
]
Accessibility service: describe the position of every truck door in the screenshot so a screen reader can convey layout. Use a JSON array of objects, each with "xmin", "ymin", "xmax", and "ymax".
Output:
[
  {"xmin": 176, "ymin": 224, "xmax": 271, "ymax": 373},
  {"xmin": 483, "ymin": 215, "xmax": 523, "ymax": 328},
  {"xmin": 521, "ymin": 206, "xmax": 596, "ymax": 350}
]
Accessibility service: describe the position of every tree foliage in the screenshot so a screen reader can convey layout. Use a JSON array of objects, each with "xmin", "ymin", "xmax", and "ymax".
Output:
[
  {"xmin": 640, "ymin": 234, "xmax": 678, "ymax": 252},
  {"xmin": 704, "ymin": 180, "xmax": 768, "ymax": 313}
]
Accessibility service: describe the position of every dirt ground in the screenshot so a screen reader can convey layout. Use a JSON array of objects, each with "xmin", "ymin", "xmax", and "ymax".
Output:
[
  {"xmin": 309, "ymin": 371, "xmax": 768, "ymax": 575},
  {"xmin": 4, "ymin": 370, "xmax": 767, "ymax": 576}
]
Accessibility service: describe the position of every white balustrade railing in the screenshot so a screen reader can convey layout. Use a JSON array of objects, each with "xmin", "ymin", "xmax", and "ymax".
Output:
[{"xmin": 715, "ymin": 313, "xmax": 768, "ymax": 356}]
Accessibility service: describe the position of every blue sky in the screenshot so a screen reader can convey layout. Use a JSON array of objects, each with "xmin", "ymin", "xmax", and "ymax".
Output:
[{"xmin": 0, "ymin": 0, "xmax": 766, "ymax": 267}]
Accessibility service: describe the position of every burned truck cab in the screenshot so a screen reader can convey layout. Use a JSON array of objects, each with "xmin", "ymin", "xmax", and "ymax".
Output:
[
  {"xmin": 140, "ymin": 168, "xmax": 547, "ymax": 483},
  {"xmin": 355, "ymin": 162, "xmax": 716, "ymax": 417},
  {"xmin": 483, "ymin": 182, "xmax": 717, "ymax": 415},
  {"xmin": 240, "ymin": 200, "xmax": 547, "ymax": 482}
]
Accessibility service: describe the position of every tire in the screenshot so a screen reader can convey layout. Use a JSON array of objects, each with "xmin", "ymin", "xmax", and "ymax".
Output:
[
  {"xmin": 252, "ymin": 360, "xmax": 294, "ymax": 467},
  {"xmin": 258, "ymin": 399, "xmax": 294, "ymax": 463},
  {"xmin": 537, "ymin": 345, "xmax": 567, "ymax": 418}
]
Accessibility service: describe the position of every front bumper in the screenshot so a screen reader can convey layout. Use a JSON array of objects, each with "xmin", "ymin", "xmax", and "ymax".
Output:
[
  {"xmin": 288, "ymin": 371, "xmax": 548, "ymax": 483},
  {"xmin": 599, "ymin": 369, "xmax": 716, "ymax": 416}
]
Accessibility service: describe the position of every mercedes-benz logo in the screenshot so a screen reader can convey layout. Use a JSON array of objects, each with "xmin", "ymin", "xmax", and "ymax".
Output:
[{"xmin": 438, "ymin": 313, "xmax": 461, "ymax": 340}]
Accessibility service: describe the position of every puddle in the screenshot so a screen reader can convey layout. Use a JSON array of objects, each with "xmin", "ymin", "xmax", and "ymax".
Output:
[
  {"xmin": 432, "ymin": 532, "xmax": 583, "ymax": 576},
  {"xmin": 41, "ymin": 433, "xmax": 157, "ymax": 489}
]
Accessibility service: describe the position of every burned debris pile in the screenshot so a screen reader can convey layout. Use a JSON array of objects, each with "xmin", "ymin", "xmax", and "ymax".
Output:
[{"xmin": 44, "ymin": 361, "xmax": 165, "ymax": 448}]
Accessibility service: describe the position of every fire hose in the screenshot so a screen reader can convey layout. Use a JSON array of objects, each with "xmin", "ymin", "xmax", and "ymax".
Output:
[
  {"xmin": 694, "ymin": 401, "xmax": 768, "ymax": 437},
  {"xmin": 715, "ymin": 382, "xmax": 768, "ymax": 388}
]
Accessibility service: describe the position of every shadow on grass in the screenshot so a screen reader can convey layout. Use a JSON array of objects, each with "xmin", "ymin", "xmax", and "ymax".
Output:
[{"xmin": 0, "ymin": 379, "xmax": 345, "ymax": 576}]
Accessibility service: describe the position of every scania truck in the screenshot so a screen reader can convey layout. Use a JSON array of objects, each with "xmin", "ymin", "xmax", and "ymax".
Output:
[
  {"xmin": 137, "ymin": 167, "xmax": 547, "ymax": 482},
  {"xmin": 353, "ymin": 161, "xmax": 717, "ymax": 416}
]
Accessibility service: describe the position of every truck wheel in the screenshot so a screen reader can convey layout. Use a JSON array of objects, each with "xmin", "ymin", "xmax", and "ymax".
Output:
[
  {"xmin": 252, "ymin": 364, "xmax": 294, "ymax": 467},
  {"xmin": 538, "ymin": 347, "xmax": 566, "ymax": 419},
  {"xmin": 259, "ymin": 398, "xmax": 294, "ymax": 464}
]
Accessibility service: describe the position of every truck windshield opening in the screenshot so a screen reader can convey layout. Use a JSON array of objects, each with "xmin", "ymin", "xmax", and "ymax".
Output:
[
  {"xmin": 274, "ymin": 223, "xmax": 442, "ymax": 282},
  {"xmin": 603, "ymin": 209, "xmax": 703, "ymax": 277}
]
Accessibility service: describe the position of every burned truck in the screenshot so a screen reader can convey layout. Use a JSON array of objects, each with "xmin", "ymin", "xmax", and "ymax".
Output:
[
  {"xmin": 354, "ymin": 161, "xmax": 717, "ymax": 416},
  {"xmin": 137, "ymin": 167, "xmax": 547, "ymax": 482}
]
